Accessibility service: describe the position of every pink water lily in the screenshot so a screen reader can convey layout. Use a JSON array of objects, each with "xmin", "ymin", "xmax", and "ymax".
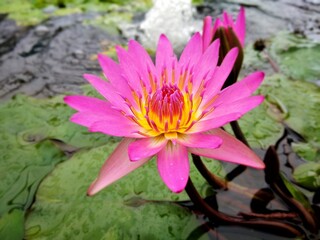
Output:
[
  {"xmin": 202, "ymin": 7, "xmax": 245, "ymax": 51},
  {"xmin": 202, "ymin": 7, "xmax": 246, "ymax": 89},
  {"xmin": 64, "ymin": 32, "xmax": 265, "ymax": 195}
]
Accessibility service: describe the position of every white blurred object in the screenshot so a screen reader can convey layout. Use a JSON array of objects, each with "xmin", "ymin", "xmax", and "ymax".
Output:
[{"xmin": 139, "ymin": 0, "xmax": 200, "ymax": 51}]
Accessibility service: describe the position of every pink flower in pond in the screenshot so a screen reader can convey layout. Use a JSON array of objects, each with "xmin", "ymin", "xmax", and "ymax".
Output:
[
  {"xmin": 64, "ymin": 32, "xmax": 265, "ymax": 195},
  {"xmin": 202, "ymin": 7, "xmax": 246, "ymax": 89},
  {"xmin": 202, "ymin": 7, "xmax": 246, "ymax": 51}
]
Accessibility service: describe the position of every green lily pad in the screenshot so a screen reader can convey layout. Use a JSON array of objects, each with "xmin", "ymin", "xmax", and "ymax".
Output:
[
  {"xmin": 228, "ymin": 99, "xmax": 284, "ymax": 149},
  {"xmin": 241, "ymin": 34, "xmax": 320, "ymax": 161},
  {"xmin": 259, "ymin": 74, "xmax": 320, "ymax": 161},
  {"xmin": 0, "ymin": 93, "xmax": 224, "ymax": 239},
  {"xmin": 24, "ymin": 142, "xmax": 217, "ymax": 239},
  {"xmin": 270, "ymin": 32, "xmax": 320, "ymax": 82},
  {"xmin": 227, "ymin": 73, "xmax": 320, "ymax": 161},
  {"xmin": 0, "ymin": 94, "xmax": 112, "ymax": 239},
  {"xmin": 0, "ymin": 209, "xmax": 24, "ymax": 240},
  {"xmin": 293, "ymin": 162, "xmax": 320, "ymax": 191}
]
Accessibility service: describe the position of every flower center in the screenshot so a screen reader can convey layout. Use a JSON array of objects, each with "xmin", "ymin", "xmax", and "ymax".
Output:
[{"xmin": 147, "ymin": 84, "xmax": 185, "ymax": 133}]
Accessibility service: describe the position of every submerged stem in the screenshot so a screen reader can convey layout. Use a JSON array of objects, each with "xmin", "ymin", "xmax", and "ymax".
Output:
[
  {"xmin": 230, "ymin": 121, "xmax": 249, "ymax": 146},
  {"xmin": 185, "ymin": 177, "xmax": 304, "ymax": 238}
]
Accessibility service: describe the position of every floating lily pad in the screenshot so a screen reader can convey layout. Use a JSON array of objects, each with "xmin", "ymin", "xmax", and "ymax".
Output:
[
  {"xmin": 24, "ymin": 143, "xmax": 218, "ymax": 239},
  {"xmin": 293, "ymin": 162, "xmax": 320, "ymax": 191},
  {"xmin": 241, "ymin": 33, "xmax": 320, "ymax": 161},
  {"xmin": 0, "ymin": 93, "xmax": 224, "ymax": 239},
  {"xmin": 260, "ymin": 74, "xmax": 320, "ymax": 162},
  {"xmin": 269, "ymin": 32, "xmax": 320, "ymax": 83},
  {"xmin": 0, "ymin": 94, "xmax": 112, "ymax": 239}
]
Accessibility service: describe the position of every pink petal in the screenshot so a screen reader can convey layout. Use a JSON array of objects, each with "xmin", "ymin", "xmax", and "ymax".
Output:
[
  {"xmin": 202, "ymin": 16, "xmax": 213, "ymax": 51},
  {"xmin": 97, "ymin": 54, "xmax": 134, "ymax": 100},
  {"xmin": 186, "ymin": 112, "xmax": 241, "ymax": 134},
  {"xmin": 70, "ymin": 111, "xmax": 117, "ymax": 128},
  {"xmin": 157, "ymin": 143, "xmax": 189, "ymax": 193},
  {"xmin": 202, "ymin": 16, "xmax": 213, "ymax": 50},
  {"xmin": 201, "ymin": 47, "xmax": 239, "ymax": 105},
  {"xmin": 116, "ymin": 46, "xmax": 144, "ymax": 96},
  {"xmin": 192, "ymin": 38, "xmax": 220, "ymax": 92},
  {"xmin": 223, "ymin": 11, "xmax": 234, "ymax": 28},
  {"xmin": 89, "ymin": 118, "xmax": 142, "ymax": 138},
  {"xmin": 235, "ymin": 6, "xmax": 246, "ymax": 46},
  {"xmin": 203, "ymin": 96, "xmax": 264, "ymax": 121},
  {"xmin": 156, "ymin": 34, "xmax": 174, "ymax": 67},
  {"xmin": 83, "ymin": 74, "xmax": 129, "ymax": 112},
  {"xmin": 128, "ymin": 136, "xmax": 167, "ymax": 161},
  {"xmin": 156, "ymin": 34, "xmax": 176, "ymax": 84},
  {"xmin": 176, "ymin": 133, "xmax": 222, "ymax": 149},
  {"xmin": 64, "ymin": 95, "xmax": 111, "ymax": 112},
  {"xmin": 211, "ymin": 18, "xmax": 221, "ymax": 39},
  {"xmin": 87, "ymin": 138, "xmax": 150, "ymax": 196},
  {"xmin": 214, "ymin": 71, "xmax": 264, "ymax": 106},
  {"xmin": 128, "ymin": 40, "xmax": 157, "ymax": 89},
  {"xmin": 179, "ymin": 33, "xmax": 203, "ymax": 68},
  {"xmin": 189, "ymin": 128, "xmax": 265, "ymax": 169}
]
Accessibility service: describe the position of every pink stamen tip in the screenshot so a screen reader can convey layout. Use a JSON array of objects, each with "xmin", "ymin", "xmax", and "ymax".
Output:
[{"xmin": 175, "ymin": 120, "xmax": 181, "ymax": 130}]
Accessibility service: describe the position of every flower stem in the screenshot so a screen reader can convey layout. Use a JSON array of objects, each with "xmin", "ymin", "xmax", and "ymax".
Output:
[
  {"xmin": 230, "ymin": 121, "xmax": 249, "ymax": 146},
  {"xmin": 191, "ymin": 154, "xmax": 227, "ymax": 189},
  {"xmin": 185, "ymin": 177, "xmax": 304, "ymax": 238},
  {"xmin": 264, "ymin": 146, "xmax": 319, "ymax": 233}
]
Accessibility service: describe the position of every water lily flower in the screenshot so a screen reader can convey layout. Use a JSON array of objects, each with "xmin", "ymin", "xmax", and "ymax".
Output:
[
  {"xmin": 202, "ymin": 7, "xmax": 245, "ymax": 50},
  {"xmin": 64, "ymin": 32, "xmax": 265, "ymax": 195},
  {"xmin": 202, "ymin": 7, "xmax": 245, "ymax": 88}
]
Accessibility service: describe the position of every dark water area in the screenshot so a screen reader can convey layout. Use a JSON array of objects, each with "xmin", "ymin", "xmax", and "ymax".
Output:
[{"xmin": 176, "ymin": 127, "xmax": 320, "ymax": 239}]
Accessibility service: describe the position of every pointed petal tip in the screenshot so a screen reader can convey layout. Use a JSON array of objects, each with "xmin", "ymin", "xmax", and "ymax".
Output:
[
  {"xmin": 239, "ymin": 6, "xmax": 245, "ymax": 16},
  {"xmin": 169, "ymin": 183, "xmax": 186, "ymax": 193},
  {"xmin": 204, "ymin": 16, "xmax": 212, "ymax": 23},
  {"xmin": 97, "ymin": 53, "xmax": 105, "ymax": 60},
  {"xmin": 255, "ymin": 161, "xmax": 265, "ymax": 169},
  {"xmin": 258, "ymin": 95, "xmax": 265, "ymax": 103},
  {"xmin": 63, "ymin": 95, "xmax": 71, "ymax": 104},
  {"xmin": 254, "ymin": 71, "xmax": 265, "ymax": 80},
  {"xmin": 87, "ymin": 179, "xmax": 100, "ymax": 196},
  {"xmin": 193, "ymin": 32, "xmax": 201, "ymax": 38},
  {"xmin": 231, "ymin": 46, "xmax": 239, "ymax": 55},
  {"xmin": 83, "ymin": 73, "xmax": 95, "ymax": 82},
  {"xmin": 159, "ymin": 34, "xmax": 169, "ymax": 42},
  {"xmin": 259, "ymin": 71, "xmax": 265, "ymax": 80}
]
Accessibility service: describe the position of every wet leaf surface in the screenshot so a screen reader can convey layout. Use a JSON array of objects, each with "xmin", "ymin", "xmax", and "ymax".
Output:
[
  {"xmin": 293, "ymin": 163, "xmax": 320, "ymax": 191},
  {"xmin": 0, "ymin": 93, "xmax": 224, "ymax": 239}
]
